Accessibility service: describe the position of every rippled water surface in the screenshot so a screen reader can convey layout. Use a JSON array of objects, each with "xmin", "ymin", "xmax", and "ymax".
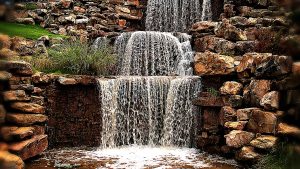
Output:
[{"xmin": 26, "ymin": 146, "xmax": 240, "ymax": 169}]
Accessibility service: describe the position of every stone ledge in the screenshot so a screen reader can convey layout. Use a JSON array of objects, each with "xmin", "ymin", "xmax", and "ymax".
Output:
[
  {"xmin": 193, "ymin": 92, "xmax": 242, "ymax": 108},
  {"xmin": 6, "ymin": 114, "xmax": 48, "ymax": 126}
]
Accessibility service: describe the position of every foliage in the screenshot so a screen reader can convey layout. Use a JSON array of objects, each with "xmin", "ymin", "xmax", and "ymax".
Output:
[
  {"xmin": 207, "ymin": 87, "xmax": 219, "ymax": 97},
  {"xmin": 0, "ymin": 21, "xmax": 65, "ymax": 40},
  {"xmin": 31, "ymin": 40, "xmax": 117, "ymax": 76},
  {"xmin": 255, "ymin": 141, "xmax": 300, "ymax": 169},
  {"xmin": 24, "ymin": 3, "xmax": 38, "ymax": 10}
]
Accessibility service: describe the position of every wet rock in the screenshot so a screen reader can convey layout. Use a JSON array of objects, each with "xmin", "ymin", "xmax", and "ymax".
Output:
[
  {"xmin": 3, "ymin": 90, "xmax": 30, "ymax": 102},
  {"xmin": 225, "ymin": 130, "xmax": 255, "ymax": 148},
  {"xmin": 9, "ymin": 135, "xmax": 48, "ymax": 160},
  {"xmin": 58, "ymin": 77, "xmax": 77, "ymax": 85},
  {"xmin": 243, "ymin": 80, "xmax": 271, "ymax": 106},
  {"xmin": 277, "ymin": 123, "xmax": 300, "ymax": 139},
  {"xmin": 0, "ymin": 151, "xmax": 24, "ymax": 169},
  {"xmin": 225, "ymin": 121, "xmax": 248, "ymax": 130},
  {"xmin": 214, "ymin": 19, "xmax": 247, "ymax": 41},
  {"xmin": 194, "ymin": 51, "xmax": 235, "ymax": 75},
  {"xmin": 6, "ymin": 113, "xmax": 48, "ymax": 126},
  {"xmin": 10, "ymin": 102, "xmax": 45, "ymax": 114},
  {"xmin": 235, "ymin": 41, "xmax": 258, "ymax": 55},
  {"xmin": 260, "ymin": 91, "xmax": 280, "ymax": 110},
  {"xmin": 219, "ymin": 106, "xmax": 237, "ymax": 125},
  {"xmin": 250, "ymin": 135, "xmax": 278, "ymax": 149},
  {"xmin": 220, "ymin": 81, "xmax": 243, "ymax": 95},
  {"xmin": 0, "ymin": 127, "xmax": 35, "ymax": 142},
  {"xmin": 193, "ymin": 92, "xmax": 242, "ymax": 108},
  {"xmin": 237, "ymin": 108, "xmax": 260, "ymax": 121},
  {"xmin": 1, "ymin": 61, "xmax": 33, "ymax": 76},
  {"xmin": 247, "ymin": 109, "xmax": 277, "ymax": 134},
  {"xmin": 190, "ymin": 21, "xmax": 217, "ymax": 33},
  {"xmin": 236, "ymin": 146, "xmax": 260, "ymax": 161}
]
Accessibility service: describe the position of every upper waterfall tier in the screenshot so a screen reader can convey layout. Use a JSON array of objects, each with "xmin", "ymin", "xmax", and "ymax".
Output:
[
  {"xmin": 146, "ymin": 0, "xmax": 212, "ymax": 32},
  {"xmin": 115, "ymin": 31, "xmax": 194, "ymax": 76}
]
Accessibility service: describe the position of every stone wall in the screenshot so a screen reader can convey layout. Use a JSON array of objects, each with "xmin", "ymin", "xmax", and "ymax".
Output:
[{"xmin": 191, "ymin": 0, "xmax": 300, "ymax": 163}]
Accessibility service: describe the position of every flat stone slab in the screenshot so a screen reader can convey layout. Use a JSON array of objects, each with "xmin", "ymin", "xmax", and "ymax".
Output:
[
  {"xmin": 10, "ymin": 102, "xmax": 45, "ymax": 114},
  {"xmin": 3, "ymin": 90, "xmax": 30, "ymax": 102},
  {"xmin": 193, "ymin": 92, "xmax": 242, "ymax": 108},
  {"xmin": 0, "ymin": 151, "xmax": 24, "ymax": 169},
  {"xmin": 9, "ymin": 135, "xmax": 48, "ymax": 160},
  {"xmin": 1, "ymin": 126, "xmax": 35, "ymax": 142},
  {"xmin": 6, "ymin": 113, "xmax": 48, "ymax": 126}
]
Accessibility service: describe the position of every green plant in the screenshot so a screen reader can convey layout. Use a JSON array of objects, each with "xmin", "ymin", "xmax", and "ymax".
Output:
[
  {"xmin": 32, "ymin": 40, "xmax": 117, "ymax": 76},
  {"xmin": 207, "ymin": 87, "xmax": 219, "ymax": 97},
  {"xmin": 25, "ymin": 3, "xmax": 38, "ymax": 10}
]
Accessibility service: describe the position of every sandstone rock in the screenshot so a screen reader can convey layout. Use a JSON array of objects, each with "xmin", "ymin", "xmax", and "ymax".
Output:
[
  {"xmin": 220, "ymin": 81, "xmax": 243, "ymax": 95},
  {"xmin": 194, "ymin": 36, "xmax": 236, "ymax": 55},
  {"xmin": 10, "ymin": 37, "xmax": 35, "ymax": 56},
  {"xmin": 9, "ymin": 84, "xmax": 34, "ymax": 91},
  {"xmin": 235, "ymin": 41, "xmax": 258, "ymax": 55},
  {"xmin": 0, "ymin": 71, "xmax": 11, "ymax": 81},
  {"xmin": 277, "ymin": 123, "xmax": 300, "ymax": 139},
  {"xmin": 219, "ymin": 106, "xmax": 237, "ymax": 125},
  {"xmin": 193, "ymin": 92, "xmax": 242, "ymax": 108},
  {"xmin": 247, "ymin": 109, "xmax": 277, "ymax": 134},
  {"xmin": 10, "ymin": 102, "xmax": 45, "ymax": 114},
  {"xmin": 225, "ymin": 121, "xmax": 248, "ymax": 130},
  {"xmin": 0, "ymin": 48, "xmax": 18, "ymax": 58},
  {"xmin": 194, "ymin": 51, "xmax": 235, "ymax": 75},
  {"xmin": 3, "ymin": 90, "xmax": 30, "ymax": 102},
  {"xmin": 215, "ymin": 19, "xmax": 247, "ymax": 41},
  {"xmin": 293, "ymin": 62, "xmax": 300, "ymax": 75},
  {"xmin": 0, "ymin": 105, "xmax": 6, "ymax": 124},
  {"xmin": 1, "ymin": 61, "xmax": 33, "ymax": 76},
  {"xmin": 6, "ymin": 114, "xmax": 48, "ymax": 126},
  {"xmin": 31, "ymin": 96, "xmax": 45, "ymax": 106},
  {"xmin": 0, "ymin": 151, "xmax": 24, "ymax": 169},
  {"xmin": 236, "ymin": 146, "xmax": 260, "ymax": 161},
  {"xmin": 0, "ymin": 34, "xmax": 11, "ymax": 49},
  {"xmin": 9, "ymin": 135, "xmax": 48, "ymax": 160},
  {"xmin": 16, "ymin": 18, "xmax": 35, "ymax": 25},
  {"xmin": 243, "ymin": 80, "xmax": 271, "ymax": 106},
  {"xmin": 260, "ymin": 91, "xmax": 279, "ymax": 110},
  {"xmin": 119, "ymin": 13, "xmax": 141, "ymax": 20},
  {"xmin": 250, "ymin": 135, "xmax": 278, "ymax": 149},
  {"xmin": 237, "ymin": 108, "xmax": 260, "ymax": 121},
  {"xmin": 190, "ymin": 21, "xmax": 217, "ymax": 33},
  {"xmin": 225, "ymin": 130, "xmax": 255, "ymax": 148},
  {"xmin": 58, "ymin": 76, "xmax": 77, "ymax": 85},
  {"xmin": 32, "ymin": 72, "xmax": 50, "ymax": 84},
  {"xmin": 60, "ymin": 0, "xmax": 73, "ymax": 8},
  {"xmin": 202, "ymin": 108, "xmax": 220, "ymax": 131},
  {"xmin": 1, "ymin": 127, "xmax": 35, "ymax": 142}
]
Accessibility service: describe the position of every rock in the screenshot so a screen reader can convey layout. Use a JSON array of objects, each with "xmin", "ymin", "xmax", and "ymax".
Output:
[
  {"xmin": 0, "ymin": 71, "xmax": 11, "ymax": 81},
  {"xmin": 215, "ymin": 19, "xmax": 247, "ymax": 41},
  {"xmin": 237, "ymin": 108, "xmax": 260, "ymax": 121},
  {"xmin": 119, "ymin": 13, "xmax": 141, "ymax": 20},
  {"xmin": 260, "ymin": 91, "xmax": 280, "ymax": 110},
  {"xmin": 6, "ymin": 114, "xmax": 48, "ymax": 126},
  {"xmin": 250, "ymin": 135, "xmax": 278, "ymax": 149},
  {"xmin": 75, "ymin": 18, "xmax": 89, "ymax": 24},
  {"xmin": 193, "ymin": 92, "xmax": 242, "ymax": 108},
  {"xmin": 10, "ymin": 37, "xmax": 35, "ymax": 56},
  {"xmin": 16, "ymin": 18, "xmax": 35, "ymax": 25},
  {"xmin": 3, "ymin": 90, "xmax": 30, "ymax": 102},
  {"xmin": 58, "ymin": 77, "xmax": 77, "ymax": 85},
  {"xmin": 225, "ymin": 130, "xmax": 255, "ymax": 148},
  {"xmin": 31, "ymin": 96, "xmax": 45, "ymax": 106},
  {"xmin": 74, "ymin": 6, "xmax": 85, "ymax": 13},
  {"xmin": 0, "ymin": 151, "xmax": 24, "ymax": 169},
  {"xmin": 1, "ymin": 61, "xmax": 33, "ymax": 76},
  {"xmin": 0, "ymin": 48, "xmax": 18, "ymax": 58},
  {"xmin": 277, "ymin": 123, "xmax": 300, "ymax": 139},
  {"xmin": 243, "ymin": 80, "xmax": 271, "ymax": 106},
  {"xmin": 9, "ymin": 84, "xmax": 34, "ymax": 91},
  {"xmin": 293, "ymin": 62, "xmax": 300, "ymax": 75},
  {"xmin": 220, "ymin": 81, "xmax": 243, "ymax": 95},
  {"xmin": 194, "ymin": 36, "xmax": 236, "ymax": 55},
  {"xmin": 9, "ymin": 135, "xmax": 48, "ymax": 160},
  {"xmin": 194, "ymin": 51, "xmax": 235, "ymax": 75},
  {"xmin": 116, "ymin": 6, "xmax": 131, "ymax": 13},
  {"xmin": 0, "ymin": 34, "xmax": 11, "ymax": 49},
  {"xmin": 225, "ymin": 121, "xmax": 248, "ymax": 130},
  {"xmin": 219, "ymin": 106, "xmax": 237, "ymax": 125},
  {"xmin": 10, "ymin": 102, "xmax": 45, "ymax": 114},
  {"xmin": 247, "ymin": 109, "xmax": 277, "ymax": 134},
  {"xmin": 1, "ymin": 127, "xmax": 35, "ymax": 142},
  {"xmin": 236, "ymin": 146, "xmax": 260, "ymax": 161},
  {"xmin": 202, "ymin": 108, "xmax": 220, "ymax": 131},
  {"xmin": 60, "ymin": 0, "xmax": 73, "ymax": 8},
  {"xmin": 32, "ymin": 72, "xmax": 50, "ymax": 84},
  {"xmin": 190, "ymin": 21, "xmax": 217, "ymax": 33},
  {"xmin": 235, "ymin": 41, "xmax": 258, "ymax": 55},
  {"xmin": 0, "ymin": 105, "xmax": 6, "ymax": 124}
]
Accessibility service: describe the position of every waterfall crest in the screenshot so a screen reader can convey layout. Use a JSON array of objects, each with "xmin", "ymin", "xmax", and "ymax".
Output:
[
  {"xmin": 114, "ymin": 31, "xmax": 194, "ymax": 76},
  {"xmin": 98, "ymin": 76, "xmax": 201, "ymax": 148}
]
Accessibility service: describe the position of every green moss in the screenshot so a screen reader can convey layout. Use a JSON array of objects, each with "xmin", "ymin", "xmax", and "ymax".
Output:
[
  {"xmin": 0, "ymin": 21, "xmax": 66, "ymax": 40},
  {"xmin": 24, "ymin": 3, "xmax": 38, "ymax": 10}
]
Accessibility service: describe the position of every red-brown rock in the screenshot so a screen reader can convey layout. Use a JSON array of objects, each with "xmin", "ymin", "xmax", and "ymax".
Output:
[
  {"xmin": 220, "ymin": 81, "xmax": 243, "ymax": 95},
  {"xmin": 225, "ymin": 130, "xmax": 255, "ymax": 148},
  {"xmin": 247, "ymin": 109, "xmax": 277, "ymax": 134},
  {"xmin": 219, "ymin": 106, "xmax": 237, "ymax": 125},
  {"xmin": 6, "ymin": 114, "xmax": 48, "ymax": 126},
  {"xmin": 3, "ymin": 90, "xmax": 30, "ymax": 102},
  {"xmin": 236, "ymin": 146, "xmax": 260, "ymax": 161},
  {"xmin": 243, "ymin": 80, "xmax": 271, "ymax": 106},
  {"xmin": 237, "ymin": 108, "xmax": 260, "ymax": 121},
  {"xmin": 1, "ymin": 127, "xmax": 35, "ymax": 142},
  {"xmin": 225, "ymin": 121, "xmax": 248, "ymax": 130},
  {"xmin": 250, "ymin": 135, "xmax": 278, "ymax": 150},
  {"xmin": 260, "ymin": 91, "xmax": 280, "ymax": 110},
  {"xmin": 0, "ymin": 151, "xmax": 24, "ymax": 169},
  {"xmin": 10, "ymin": 102, "xmax": 45, "ymax": 114}
]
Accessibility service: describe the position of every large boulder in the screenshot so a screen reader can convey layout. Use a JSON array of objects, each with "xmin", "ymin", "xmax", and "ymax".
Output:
[
  {"xmin": 237, "ymin": 107, "xmax": 260, "ymax": 121},
  {"xmin": 250, "ymin": 135, "xmax": 278, "ymax": 150},
  {"xmin": 220, "ymin": 81, "xmax": 243, "ymax": 95},
  {"xmin": 0, "ymin": 127, "xmax": 35, "ymax": 142},
  {"xmin": 214, "ymin": 19, "xmax": 247, "ymax": 41},
  {"xmin": 243, "ymin": 80, "xmax": 271, "ymax": 106},
  {"xmin": 225, "ymin": 130, "xmax": 255, "ymax": 148},
  {"xmin": 194, "ymin": 51, "xmax": 235, "ymax": 75},
  {"xmin": 247, "ymin": 109, "xmax": 277, "ymax": 134},
  {"xmin": 277, "ymin": 123, "xmax": 300, "ymax": 139},
  {"xmin": 0, "ymin": 151, "xmax": 24, "ymax": 169}
]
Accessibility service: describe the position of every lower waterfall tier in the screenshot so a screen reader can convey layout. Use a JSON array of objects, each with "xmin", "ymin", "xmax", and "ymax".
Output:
[{"xmin": 97, "ymin": 76, "xmax": 201, "ymax": 148}]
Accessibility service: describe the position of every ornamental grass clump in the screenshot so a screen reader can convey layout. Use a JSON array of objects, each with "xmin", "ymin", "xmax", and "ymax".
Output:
[{"xmin": 32, "ymin": 40, "xmax": 117, "ymax": 75}]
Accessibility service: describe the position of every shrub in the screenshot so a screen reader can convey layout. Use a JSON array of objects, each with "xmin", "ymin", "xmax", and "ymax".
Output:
[{"xmin": 31, "ymin": 40, "xmax": 117, "ymax": 76}]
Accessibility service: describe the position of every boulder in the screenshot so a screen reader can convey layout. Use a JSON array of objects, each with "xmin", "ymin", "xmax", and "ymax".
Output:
[
  {"xmin": 225, "ymin": 130, "xmax": 255, "ymax": 148},
  {"xmin": 32, "ymin": 72, "xmax": 50, "ymax": 84},
  {"xmin": 6, "ymin": 114, "xmax": 48, "ymax": 126},
  {"xmin": 0, "ymin": 151, "xmax": 24, "ymax": 169},
  {"xmin": 247, "ymin": 109, "xmax": 277, "ymax": 134},
  {"xmin": 214, "ymin": 19, "xmax": 247, "ymax": 41},
  {"xmin": 243, "ymin": 80, "xmax": 271, "ymax": 106},
  {"xmin": 0, "ymin": 127, "xmax": 35, "ymax": 142},
  {"xmin": 1, "ymin": 61, "xmax": 33, "ymax": 76},
  {"xmin": 9, "ymin": 84, "xmax": 34, "ymax": 91},
  {"xmin": 58, "ymin": 76, "xmax": 77, "ymax": 85},
  {"xmin": 277, "ymin": 123, "xmax": 300, "ymax": 139},
  {"xmin": 194, "ymin": 36, "xmax": 236, "ymax": 55},
  {"xmin": 237, "ymin": 108, "xmax": 260, "ymax": 121},
  {"xmin": 225, "ymin": 121, "xmax": 248, "ymax": 130},
  {"xmin": 220, "ymin": 81, "xmax": 243, "ymax": 95},
  {"xmin": 260, "ymin": 91, "xmax": 280, "ymax": 110},
  {"xmin": 219, "ymin": 106, "xmax": 237, "ymax": 125},
  {"xmin": 9, "ymin": 135, "xmax": 48, "ymax": 160},
  {"xmin": 194, "ymin": 51, "xmax": 235, "ymax": 75},
  {"xmin": 193, "ymin": 92, "xmax": 242, "ymax": 108},
  {"xmin": 0, "ymin": 71, "xmax": 11, "ymax": 81},
  {"xmin": 236, "ymin": 146, "xmax": 260, "ymax": 161},
  {"xmin": 250, "ymin": 135, "xmax": 278, "ymax": 149},
  {"xmin": 10, "ymin": 102, "xmax": 45, "ymax": 114},
  {"xmin": 16, "ymin": 18, "xmax": 35, "ymax": 25},
  {"xmin": 190, "ymin": 21, "xmax": 217, "ymax": 33},
  {"xmin": 3, "ymin": 90, "xmax": 30, "ymax": 102}
]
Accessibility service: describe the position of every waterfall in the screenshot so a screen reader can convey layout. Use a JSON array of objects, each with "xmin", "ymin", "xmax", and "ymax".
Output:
[
  {"xmin": 93, "ymin": 37, "xmax": 109, "ymax": 49},
  {"xmin": 145, "ymin": 0, "xmax": 212, "ymax": 32},
  {"xmin": 114, "ymin": 31, "xmax": 194, "ymax": 76},
  {"xmin": 98, "ymin": 76, "xmax": 201, "ymax": 148},
  {"xmin": 201, "ymin": 0, "xmax": 212, "ymax": 21}
]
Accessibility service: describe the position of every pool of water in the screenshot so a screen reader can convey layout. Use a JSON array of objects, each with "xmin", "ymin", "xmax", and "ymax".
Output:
[{"xmin": 26, "ymin": 146, "xmax": 240, "ymax": 169}]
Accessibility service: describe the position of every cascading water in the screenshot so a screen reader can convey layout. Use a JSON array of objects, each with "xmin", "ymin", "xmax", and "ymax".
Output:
[
  {"xmin": 98, "ymin": 76, "xmax": 201, "ymax": 148},
  {"xmin": 145, "ymin": 0, "xmax": 213, "ymax": 32},
  {"xmin": 114, "ymin": 31, "xmax": 194, "ymax": 76}
]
